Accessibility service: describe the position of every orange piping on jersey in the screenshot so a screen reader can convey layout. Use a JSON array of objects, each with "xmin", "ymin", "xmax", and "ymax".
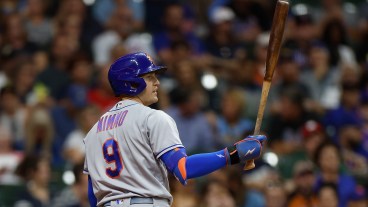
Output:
[{"xmin": 178, "ymin": 157, "xmax": 187, "ymax": 180}]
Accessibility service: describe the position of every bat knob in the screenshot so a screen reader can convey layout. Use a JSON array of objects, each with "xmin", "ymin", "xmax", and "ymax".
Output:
[{"xmin": 244, "ymin": 160, "xmax": 256, "ymax": 170}]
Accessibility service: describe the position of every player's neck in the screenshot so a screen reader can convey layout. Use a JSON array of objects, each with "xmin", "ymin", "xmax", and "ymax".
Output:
[{"xmin": 121, "ymin": 96, "xmax": 144, "ymax": 105}]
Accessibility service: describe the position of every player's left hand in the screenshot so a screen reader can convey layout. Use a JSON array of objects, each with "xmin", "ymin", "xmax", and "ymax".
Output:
[{"xmin": 225, "ymin": 135, "xmax": 267, "ymax": 165}]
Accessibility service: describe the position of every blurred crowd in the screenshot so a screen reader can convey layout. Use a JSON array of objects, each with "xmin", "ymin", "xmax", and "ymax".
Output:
[{"xmin": 0, "ymin": 0, "xmax": 367, "ymax": 206}]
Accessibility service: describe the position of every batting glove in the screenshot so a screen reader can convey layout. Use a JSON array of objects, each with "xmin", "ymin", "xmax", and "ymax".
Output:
[{"xmin": 224, "ymin": 135, "xmax": 266, "ymax": 165}]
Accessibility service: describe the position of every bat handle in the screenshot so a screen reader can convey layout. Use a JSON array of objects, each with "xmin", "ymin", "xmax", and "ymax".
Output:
[{"xmin": 243, "ymin": 82, "xmax": 269, "ymax": 171}]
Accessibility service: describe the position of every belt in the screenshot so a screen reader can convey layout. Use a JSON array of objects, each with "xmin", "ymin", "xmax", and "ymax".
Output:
[{"xmin": 104, "ymin": 197, "xmax": 154, "ymax": 206}]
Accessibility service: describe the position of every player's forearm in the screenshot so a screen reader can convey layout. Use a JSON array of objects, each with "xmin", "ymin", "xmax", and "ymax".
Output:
[
  {"xmin": 161, "ymin": 136, "xmax": 265, "ymax": 185},
  {"xmin": 160, "ymin": 147, "xmax": 227, "ymax": 185},
  {"xmin": 186, "ymin": 150, "xmax": 227, "ymax": 179}
]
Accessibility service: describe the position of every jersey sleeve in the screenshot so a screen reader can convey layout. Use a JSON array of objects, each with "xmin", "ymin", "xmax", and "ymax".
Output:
[
  {"xmin": 83, "ymin": 152, "xmax": 89, "ymax": 175},
  {"xmin": 82, "ymin": 135, "xmax": 89, "ymax": 175},
  {"xmin": 147, "ymin": 110, "xmax": 184, "ymax": 158}
]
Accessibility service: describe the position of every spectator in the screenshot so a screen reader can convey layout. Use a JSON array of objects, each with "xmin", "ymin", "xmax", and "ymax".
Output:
[
  {"xmin": 167, "ymin": 60, "xmax": 209, "ymax": 108},
  {"xmin": 168, "ymin": 40, "xmax": 195, "ymax": 69},
  {"xmin": 338, "ymin": 124, "xmax": 368, "ymax": 183},
  {"xmin": 323, "ymin": 81, "xmax": 362, "ymax": 142},
  {"xmin": 87, "ymin": 65, "xmax": 119, "ymax": 112},
  {"xmin": 66, "ymin": 53, "xmax": 93, "ymax": 111},
  {"xmin": 269, "ymin": 50, "xmax": 311, "ymax": 104},
  {"xmin": 50, "ymin": 55, "xmax": 95, "ymax": 161},
  {"xmin": 0, "ymin": 85, "xmax": 27, "ymax": 148},
  {"xmin": 205, "ymin": 6, "xmax": 242, "ymax": 59},
  {"xmin": 169, "ymin": 171, "xmax": 199, "ymax": 207},
  {"xmin": 300, "ymin": 42, "xmax": 340, "ymax": 110},
  {"xmin": 320, "ymin": 18, "xmax": 357, "ymax": 67},
  {"xmin": 52, "ymin": 162, "xmax": 89, "ymax": 207},
  {"xmin": 24, "ymin": 105, "xmax": 54, "ymax": 160},
  {"xmin": 8, "ymin": 58, "xmax": 37, "ymax": 104},
  {"xmin": 354, "ymin": 13, "xmax": 368, "ymax": 69},
  {"xmin": 166, "ymin": 88, "xmax": 216, "ymax": 154},
  {"xmin": 200, "ymin": 179, "xmax": 237, "ymax": 207},
  {"xmin": 267, "ymin": 88, "xmax": 316, "ymax": 155},
  {"xmin": 360, "ymin": 100, "xmax": 368, "ymax": 161},
  {"xmin": 301, "ymin": 120, "xmax": 328, "ymax": 159},
  {"xmin": 216, "ymin": 88, "xmax": 253, "ymax": 147},
  {"xmin": 253, "ymin": 32, "xmax": 271, "ymax": 87},
  {"xmin": 227, "ymin": 0, "xmax": 272, "ymax": 43},
  {"xmin": 32, "ymin": 50, "xmax": 49, "ymax": 74},
  {"xmin": 92, "ymin": 4, "xmax": 135, "ymax": 66},
  {"xmin": 225, "ymin": 166, "xmax": 265, "ymax": 207},
  {"xmin": 35, "ymin": 34, "xmax": 74, "ymax": 101},
  {"xmin": 92, "ymin": 0, "xmax": 145, "ymax": 30},
  {"xmin": 171, "ymin": 192, "xmax": 198, "ymax": 207},
  {"xmin": 153, "ymin": 3, "xmax": 204, "ymax": 65},
  {"xmin": 171, "ymin": 57, "xmax": 201, "ymax": 87},
  {"xmin": 311, "ymin": 0, "xmax": 355, "ymax": 26},
  {"xmin": 92, "ymin": 3, "xmax": 155, "ymax": 67},
  {"xmin": 63, "ymin": 104, "xmax": 101, "ymax": 165},
  {"xmin": 14, "ymin": 154, "xmax": 52, "ymax": 207},
  {"xmin": 313, "ymin": 141, "xmax": 357, "ymax": 207},
  {"xmin": 0, "ymin": 126, "xmax": 23, "ymax": 185},
  {"xmin": 347, "ymin": 185, "xmax": 367, "ymax": 207},
  {"xmin": 230, "ymin": 57, "xmax": 262, "ymax": 121},
  {"xmin": 55, "ymin": 14, "xmax": 83, "ymax": 54},
  {"xmin": 264, "ymin": 180, "xmax": 288, "ymax": 207},
  {"xmin": 276, "ymin": 120, "xmax": 325, "ymax": 180},
  {"xmin": 287, "ymin": 160, "xmax": 318, "ymax": 207},
  {"xmin": 284, "ymin": 12, "xmax": 318, "ymax": 69},
  {"xmin": 24, "ymin": 0, "xmax": 54, "ymax": 48},
  {"xmin": 1, "ymin": 13, "xmax": 38, "ymax": 59},
  {"xmin": 55, "ymin": 0, "xmax": 102, "ymax": 54},
  {"xmin": 316, "ymin": 182, "xmax": 339, "ymax": 207}
]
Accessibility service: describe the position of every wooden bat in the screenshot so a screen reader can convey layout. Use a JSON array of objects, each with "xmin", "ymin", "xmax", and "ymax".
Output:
[{"xmin": 244, "ymin": 0, "xmax": 289, "ymax": 170}]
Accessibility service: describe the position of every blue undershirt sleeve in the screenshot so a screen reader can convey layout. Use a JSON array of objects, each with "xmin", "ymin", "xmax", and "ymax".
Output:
[
  {"xmin": 186, "ymin": 149, "xmax": 227, "ymax": 178},
  {"xmin": 88, "ymin": 175, "xmax": 98, "ymax": 207},
  {"xmin": 161, "ymin": 148, "xmax": 227, "ymax": 183}
]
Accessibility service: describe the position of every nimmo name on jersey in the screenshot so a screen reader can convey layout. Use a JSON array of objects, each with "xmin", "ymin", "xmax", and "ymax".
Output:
[{"xmin": 97, "ymin": 110, "xmax": 128, "ymax": 133}]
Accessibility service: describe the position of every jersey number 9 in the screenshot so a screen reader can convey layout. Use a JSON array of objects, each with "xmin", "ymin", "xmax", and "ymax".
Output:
[{"xmin": 103, "ymin": 138, "xmax": 123, "ymax": 178}]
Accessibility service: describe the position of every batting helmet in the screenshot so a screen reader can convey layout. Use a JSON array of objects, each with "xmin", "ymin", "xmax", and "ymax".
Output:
[{"xmin": 108, "ymin": 52, "xmax": 167, "ymax": 96}]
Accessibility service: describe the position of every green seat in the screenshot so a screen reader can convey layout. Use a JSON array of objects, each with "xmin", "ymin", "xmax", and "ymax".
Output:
[
  {"xmin": 0, "ymin": 184, "xmax": 26, "ymax": 207},
  {"xmin": 277, "ymin": 151, "xmax": 308, "ymax": 179}
]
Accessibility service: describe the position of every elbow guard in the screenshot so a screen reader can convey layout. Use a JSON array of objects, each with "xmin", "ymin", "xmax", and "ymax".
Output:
[{"xmin": 162, "ymin": 148, "xmax": 188, "ymax": 185}]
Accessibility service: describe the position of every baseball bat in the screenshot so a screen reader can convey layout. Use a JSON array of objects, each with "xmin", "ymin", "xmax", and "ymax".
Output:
[{"xmin": 244, "ymin": 0, "xmax": 289, "ymax": 170}]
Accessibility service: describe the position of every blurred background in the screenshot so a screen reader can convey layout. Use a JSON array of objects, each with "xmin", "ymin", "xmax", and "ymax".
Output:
[{"xmin": 0, "ymin": 0, "xmax": 367, "ymax": 206}]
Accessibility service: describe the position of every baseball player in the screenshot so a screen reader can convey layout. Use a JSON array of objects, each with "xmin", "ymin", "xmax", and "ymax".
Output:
[{"xmin": 84, "ymin": 52, "xmax": 267, "ymax": 207}]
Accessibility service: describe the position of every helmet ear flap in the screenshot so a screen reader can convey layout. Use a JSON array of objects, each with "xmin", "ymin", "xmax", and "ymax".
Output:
[{"xmin": 118, "ymin": 77, "xmax": 146, "ymax": 96}]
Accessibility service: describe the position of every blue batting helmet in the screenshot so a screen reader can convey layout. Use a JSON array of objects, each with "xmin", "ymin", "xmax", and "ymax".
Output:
[{"xmin": 108, "ymin": 52, "xmax": 167, "ymax": 96}]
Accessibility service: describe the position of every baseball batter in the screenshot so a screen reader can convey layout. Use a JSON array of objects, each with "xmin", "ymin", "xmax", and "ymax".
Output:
[{"xmin": 84, "ymin": 52, "xmax": 267, "ymax": 207}]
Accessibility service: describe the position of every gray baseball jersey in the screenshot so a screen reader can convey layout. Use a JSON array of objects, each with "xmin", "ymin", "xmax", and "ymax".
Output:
[{"xmin": 83, "ymin": 100, "xmax": 183, "ymax": 206}]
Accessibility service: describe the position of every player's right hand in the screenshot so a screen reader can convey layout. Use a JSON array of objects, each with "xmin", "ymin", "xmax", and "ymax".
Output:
[{"xmin": 224, "ymin": 135, "xmax": 267, "ymax": 165}]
